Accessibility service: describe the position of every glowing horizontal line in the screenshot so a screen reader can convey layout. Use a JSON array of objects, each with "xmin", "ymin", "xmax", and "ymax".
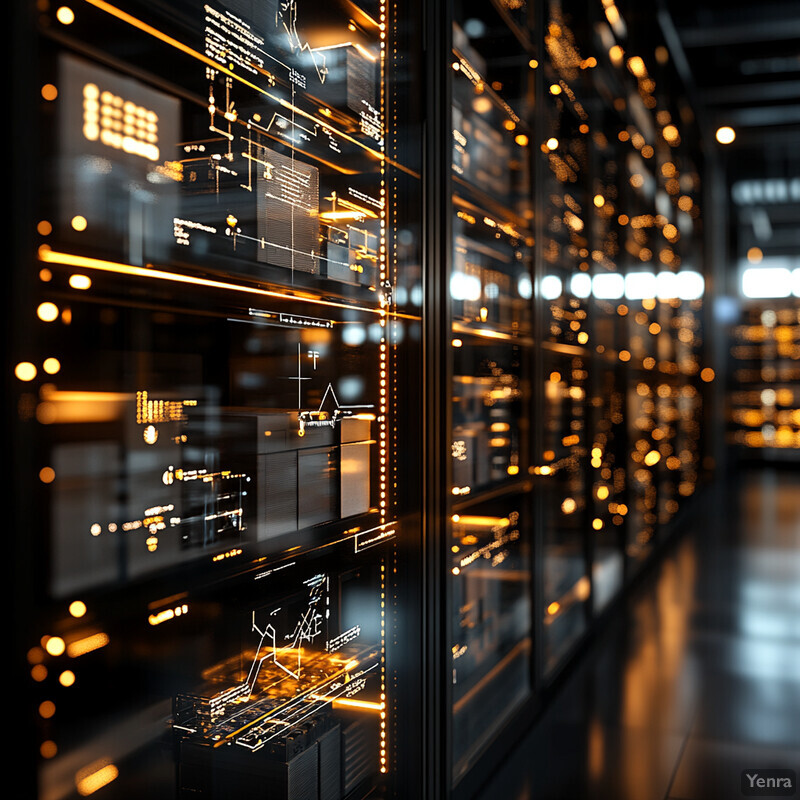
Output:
[
  {"xmin": 470, "ymin": 327, "xmax": 514, "ymax": 340},
  {"xmin": 312, "ymin": 42, "xmax": 355, "ymax": 52},
  {"xmin": 331, "ymin": 697, "xmax": 384, "ymax": 711},
  {"xmin": 454, "ymin": 516, "xmax": 510, "ymax": 527},
  {"xmin": 319, "ymin": 211, "xmax": 369, "ymax": 221},
  {"xmin": 40, "ymin": 389, "xmax": 131, "ymax": 402},
  {"xmin": 39, "ymin": 249, "xmax": 419, "ymax": 319}
]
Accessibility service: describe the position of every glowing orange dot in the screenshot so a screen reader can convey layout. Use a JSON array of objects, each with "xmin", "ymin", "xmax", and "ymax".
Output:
[
  {"xmin": 31, "ymin": 664, "xmax": 48, "ymax": 682},
  {"xmin": 56, "ymin": 6, "xmax": 74, "ymax": 24},
  {"xmin": 37, "ymin": 220, "xmax": 53, "ymax": 236},
  {"xmin": 715, "ymin": 126, "xmax": 735, "ymax": 145},
  {"xmin": 71, "ymin": 215, "xmax": 87, "ymax": 232},
  {"xmin": 15, "ymin": 362, "xmax": 37, "ymax": 381},
  {"xmin": 40, "ymin": 741, "xmax": 58, "ymax": 759},
  {"xmin": 701, "ymin": 368, "xmax": 715, "ymax": 382},
  {"xmin": 43, "ymin": 358, "xmax": 61, "ymax": 374},
  {"xmin": 663, "ymin": 124, "xmax": 679, "ymax": 143},
  {"xmin": 41, "ymin": 84, "xmax": 58, "ymax": 101},
  {"xmin": 37, "ymin": 302, "xmax": 59, "ymax": 322},
  {"xmin": 39, "ymin": 701, "xmax": 56, "ymax": 719},
  {"xmin": 619, "ymin": 350, "xmax": 631, "ymax": 362},
  {"xmin": 39, "ymin": 467, "xmax": 56, "ymax": 483},
  {"xmin": 59, "ymin": 670, "xmax": 76, "ymax": 687},
  {"xmin": 45, "ymin": 637, "xmax": 66, "ymax": 657},
  {"xmin": 69, "ymin": 601, "xmax": 87, "ymax": 618},
  {"xmin": 39, "ymin": 268, "xmax": 52, "ymax": 282}
]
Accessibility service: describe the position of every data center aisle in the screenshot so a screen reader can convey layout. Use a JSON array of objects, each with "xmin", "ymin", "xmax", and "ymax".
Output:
[{"xmin": 474, "ymin": 468, "xmax": 800, "ymax": 800}]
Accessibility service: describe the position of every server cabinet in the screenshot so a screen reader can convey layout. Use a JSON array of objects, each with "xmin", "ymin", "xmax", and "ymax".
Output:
[
  {"xmin": 536, "ymin": 0, "xmax": 707, "ymax": 676},
  {"xmin": 14, "ymin": 1, "xmax": 425, "ymax": 798},
  {"xmin": 12, "ymin": 1, "xmax": 714, "ymax": 798},
  {"xmin": 447, "ymin": 0, "xmax": 536, "ymax": 789}
]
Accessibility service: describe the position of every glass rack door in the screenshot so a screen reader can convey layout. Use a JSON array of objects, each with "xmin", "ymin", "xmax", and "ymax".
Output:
[
  {"xmin": 18, "ymin": 1, "xmax": 424, "ymax": 798},
  {"xmin": 448, "ymin": 0, "xmax": 535, "ymax": 785}
]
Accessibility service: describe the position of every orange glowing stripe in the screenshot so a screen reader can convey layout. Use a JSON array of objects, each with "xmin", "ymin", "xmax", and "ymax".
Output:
[
  {"xmin": 83, "ymin": 0, "xmax": 246, "ymax": 84},
  {"xmin": 67, "ymin": 632, "xmax": 110, "ymax": 657},
  {"xmin": 40, "ymin": 388, "xmax": 130, "ymax": 402},
  {"xmin": 82, "ymin": 0, "xmax": 385, "ymax": 162},
  {"xmin": 353, "ymin": 43, "xmax": 378, "ymax": 62},
  {"xmin": 76, "ymin": 763, "xmax": 118, "ymax": 796},
  {"xmin": 300, "ymin": 150, "xmax": 359, "ymax": 175},
  {"xmin": 309, "ymin": 693, "xmax": 383, "ymax": 711},
  {"xmin": 454, "ymin": 515, "xmax": 510, "ymax": 528},
  {"xmin": 331, "ymin": 698, "xmax": 384, "ymax": 711},
  {"xmin": 354, "ymin": 7, "xmax": 379, "ymax": 27},
  {"xmin": 39, "ymin": 249, "xmax": 420, "ymax": 320},
  {"xmin": 319, "ymin": 211, "xmax": 368, "ymax": 222},
  {"xmin": 273, "ymin": 646, "xmax": 305, "ymax": 657}
]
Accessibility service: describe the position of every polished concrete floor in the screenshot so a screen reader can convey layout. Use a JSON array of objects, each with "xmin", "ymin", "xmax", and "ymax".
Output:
[{"xmin": 475, "ymin": 467, "xmax": 800, "ymax": 800}]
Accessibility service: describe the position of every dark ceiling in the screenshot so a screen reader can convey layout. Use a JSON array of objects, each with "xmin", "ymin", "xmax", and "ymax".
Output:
[{"xmin": 665, "ymin": 0, "xmax": 800, "ymax": 173}]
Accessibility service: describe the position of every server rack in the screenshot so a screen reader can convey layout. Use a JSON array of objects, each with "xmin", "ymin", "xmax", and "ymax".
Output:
[
  {"xmin": 12, "ymin": 1, "xmax": 711, "ymax": 798},
  {"xmin": 14, "ymin": 1, "xmax": 427, "ymax": 798}
]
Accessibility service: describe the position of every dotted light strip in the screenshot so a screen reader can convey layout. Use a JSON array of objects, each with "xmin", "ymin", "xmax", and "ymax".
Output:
[
  {"xmin": 378, "ymin": 0, "xmax": 388, "ymax": 776},
  {"xmin": 390, "ymin": 0, "xmax": 399, "ymax": 780}
]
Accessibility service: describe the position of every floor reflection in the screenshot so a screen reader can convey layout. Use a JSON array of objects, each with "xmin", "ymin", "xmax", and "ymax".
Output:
[{"xmin": 473, "ymin": 467, "xmax": 800, "ymax": 800}]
